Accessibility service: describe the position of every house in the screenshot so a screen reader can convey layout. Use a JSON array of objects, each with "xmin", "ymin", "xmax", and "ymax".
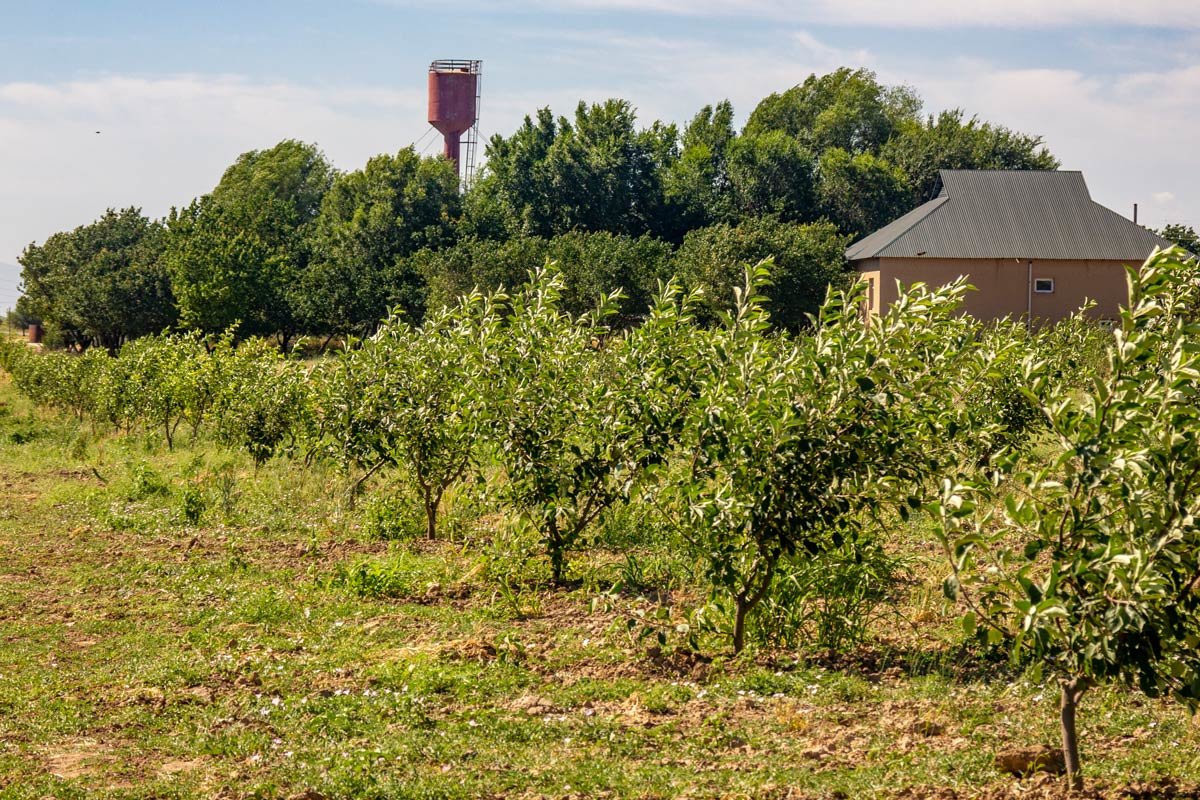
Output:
[{"xmin": 846, "ymin": 170, "xmax": 1173, "ymax": 323}]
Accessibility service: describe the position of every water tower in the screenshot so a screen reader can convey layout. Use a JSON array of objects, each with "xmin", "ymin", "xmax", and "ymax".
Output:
[{"xmin": 428, "ymin": 59, "xmax": 481, "ymax": 186}]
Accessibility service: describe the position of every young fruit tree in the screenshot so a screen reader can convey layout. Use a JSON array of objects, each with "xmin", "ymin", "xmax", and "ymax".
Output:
[
  {"xmin": 488, "ymin": 269, "xmax": 699, "ymax": 585},
  {"xmin": 212, "ymin": 339, "xmax": 313, "ymax": 466},
  {"xmin": 677, "ymin": 262, "xmax": 980, "ymax": 654},
  {"xmin": 336, "ymin": 292, "xmax": 501, "ymax": 539},
  {"xmin": 933, "ymin": 248, "xmax": 1200, "ymax": 790}
]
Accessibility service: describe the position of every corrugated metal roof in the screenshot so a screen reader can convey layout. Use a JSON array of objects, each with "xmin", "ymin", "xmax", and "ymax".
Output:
[
  {"xmin": 844, "ymin": 196, "xmax": 947, "ymax": 261},
  {"xmin": 846, "ymin": 170, "xmax": 1172, "ymax": 262}
]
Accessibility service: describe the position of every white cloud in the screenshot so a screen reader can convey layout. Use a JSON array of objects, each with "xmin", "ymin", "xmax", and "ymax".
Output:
[
  {"xmin": 795, "ymin": 0, "xmax": 1200, "ymax": 28},
  {"xmin": 899, "ymin": 61, "xmax": 1200, "ymax": 228},
  {"xmin": 492, "ymin": 27, "xmax": 870, "ymax": 125},
  {"xmin": 377, "ymin": 0, "xmax": 1200, "ymax": 27},
  {"xmin": 0, "ymin": 75, "xmax": 427, "ymax": 264}
]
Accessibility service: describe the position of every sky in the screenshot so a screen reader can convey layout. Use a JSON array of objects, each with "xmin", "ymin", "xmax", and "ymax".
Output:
[{"xmin": 2, "ymin": 0, "xmax": 1199, "ymax": 311}]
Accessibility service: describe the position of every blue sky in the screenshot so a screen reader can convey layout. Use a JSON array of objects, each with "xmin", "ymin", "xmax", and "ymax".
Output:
[{"xmin": 2, "ymin": 0, "xmax": 1199, "ymax": 310}]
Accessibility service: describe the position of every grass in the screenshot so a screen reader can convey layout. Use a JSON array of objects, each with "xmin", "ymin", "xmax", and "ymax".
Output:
[{"xmin": 1, "ymin": 374, "xmax": 1199, "ymax": 799}]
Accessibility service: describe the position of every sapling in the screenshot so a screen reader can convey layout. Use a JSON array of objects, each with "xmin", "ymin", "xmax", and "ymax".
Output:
[{"xmin": 934, "ymin": 248, "xmax": 1200, "ymax": 790}]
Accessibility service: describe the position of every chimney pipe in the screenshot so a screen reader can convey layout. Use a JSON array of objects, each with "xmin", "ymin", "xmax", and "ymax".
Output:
[{"xmin": 1134, "ymin": 203, "xmax": 1139, "ymax": 225}]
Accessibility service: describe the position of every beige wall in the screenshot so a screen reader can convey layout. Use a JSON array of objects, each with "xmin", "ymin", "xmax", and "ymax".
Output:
[
  {"xmin": 859, "ymin": 257, "xmax": 1136, "ymax": 323},
  {"xmin": 858, "ymin": 268, "xmax": 881, "ymax": 315}
]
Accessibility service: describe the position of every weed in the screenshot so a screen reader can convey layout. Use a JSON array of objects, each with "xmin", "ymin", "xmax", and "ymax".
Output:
[
  {"xmin": 361, "ymin": 492, "xmax": 423, "ymax": 541},
  {"xmin": 180, "ymin": 483, "xmax": 206, "ymax": 524},
  {"xmin": 335, "ymin": 548, "xmax": 451, "ymax": 600},
  {"xmin": 124, "ymin": 460, "xmax": 170, "ymax": 501},
  {"xmin": 210, "ymin": 461, "xmax": 240, "ymax": 520},
  {"xmin": 752, "ymin": 540, "xmax": 909, "ymax": 654}
]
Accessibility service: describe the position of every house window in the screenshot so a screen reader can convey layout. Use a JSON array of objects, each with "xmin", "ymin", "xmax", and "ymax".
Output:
[{"xmin": 1034, "ymin": 278, "xmax": 1054, "ymax": 294}]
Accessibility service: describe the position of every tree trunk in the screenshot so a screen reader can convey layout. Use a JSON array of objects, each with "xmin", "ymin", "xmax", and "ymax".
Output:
[
  {"xmin": 1060, "ymin": 678, "xmax": 1087, "ymax": 791},
  {"xmin": 421, "ymin": 485, "xmax": 444, "ymax": 540},
  {"xmin": 732, "ymin": 558, "xmax": 777, "ymax": 655},
  {"xmin": 547, "ymin": 518, "xmax": 566, "ymax": 586},
  {"xmin": 733, "ymin": 594, "xmax": 749, "ymax": 654}
]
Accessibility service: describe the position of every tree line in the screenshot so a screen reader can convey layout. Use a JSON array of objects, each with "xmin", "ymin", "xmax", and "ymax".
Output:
[{"xmin": 15, "ymin": 67, "xmax": 1071, "ymax": 350}]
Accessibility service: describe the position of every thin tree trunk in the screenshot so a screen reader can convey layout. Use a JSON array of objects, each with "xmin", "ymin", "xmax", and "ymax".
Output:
[
  {"xmin": 1060, "ymin": 677, "xmax": 1087, "ymax": 791},
  {"xmin": 345, "ymin": 458, "xmax": 389, "ymax": 510},
  {"xmin": 732, "ymin": 557, "xmax": 778, "ymax": 654},
  {"xmin": 423, "ymin": 486, "xmax": 441, "ymax": 541},
  {"xmin": 548, "ymin": 518, "xmax": 566, "ymax": 586},
  {"xmin": 733, "ymin": 594, "xmax": 750, "ymax": 654}
]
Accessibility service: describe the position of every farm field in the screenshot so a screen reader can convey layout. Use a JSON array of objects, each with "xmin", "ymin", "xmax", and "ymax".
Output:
[{"xmin": 1, "ymin": 374, "xmax": 1199, "ymax": 800}]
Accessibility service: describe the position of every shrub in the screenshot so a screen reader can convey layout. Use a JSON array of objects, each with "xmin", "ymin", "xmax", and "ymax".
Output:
[
  {"xmin": 752, "ymin": 540, "xmax": 908, "ymax": 653},
  {"xmin": 332, "ymin": 292, "xmax": 498, "ymax": 539}
]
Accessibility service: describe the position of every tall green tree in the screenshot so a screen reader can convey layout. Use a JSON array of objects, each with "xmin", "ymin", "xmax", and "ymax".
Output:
[
  {"xmin": 18, "ymin": 208, "xmax": 174, "ymax": 351},
  {"xmin": 743, "ymin": 67, "xmax": 920, "ymax": 155},
  {"xmin": 297, "ymin": 148, "xmax": 460, "ymax": 337},
  {"xmin": 727, "ymin": 131, "xmax": 818, "ymax": 223},
  {"xmin": 882, "ymin": 109, "xmax": 1059, "ymax": 201},
  {"xmin": 662, "ymin": 101, "xmax": 738, "ymax": 232},
  {"xmin": 475, "ymin": 100, "xmax": 679, "ymax": 239},
  {"xmin": 164, "ymin": 139, "xmax": 333, "ymax": 344},
  {"xmin": 817, "ymin": 148, "xmax": 912, "ymax": 238},
  {"xmin": 1155, "ymin": 223, "xmax": 1199, "ymax": 254}
]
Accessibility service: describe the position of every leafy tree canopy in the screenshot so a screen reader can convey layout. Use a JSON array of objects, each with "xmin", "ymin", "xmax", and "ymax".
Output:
[
  {"xmin": 1156, "ymin": 223, "xmax": 1199, "ymax": 254},
  {"xmin": 164, "ymin": 140, "xmax": 333, "ymax": 343},
  {"xmin": 882, "ymin": 109, "xmax": 1060, "ymax": 201},
  {"xmin": 414, "ymin": 231, "xmax": 673, "ymax": 320},
  {"xmin": 743, "ymin": 67, "xmax": 921, "ymax": 154},
  {"xmin": 296, "ymin": 148, "xmax": 460, "ymax": 338},
  {"xmin": 817, "ymin": 147, "xmax": 912, "ymax": 238},
  {"xmin": 478, "ymin": 100, "xmax": 679, "ymax": 240},
  {"xmin": 672, "ymin": 217, "xmax": 850, "ymax": 331},
  {"xmin": 18, "ymin": 207, "xmax": 174, "ymax": 351}
]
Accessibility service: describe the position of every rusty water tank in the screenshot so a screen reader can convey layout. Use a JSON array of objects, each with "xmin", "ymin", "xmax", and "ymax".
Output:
[
  {"xmin": 428, "ymin": 59, "xmax": 480, "ymax": 174},
  {"xmin": 27, "ymin": 323, "xmax": 42, "ymax": 344}
]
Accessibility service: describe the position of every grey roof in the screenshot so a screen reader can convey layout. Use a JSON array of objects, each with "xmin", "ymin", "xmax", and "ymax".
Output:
[{"xmin": 846, "ymin": 170, "xmax": 1172, "ymax": 262}]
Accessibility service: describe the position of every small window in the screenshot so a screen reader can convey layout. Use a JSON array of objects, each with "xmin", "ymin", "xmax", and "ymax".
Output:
[{"xmin": 1034, "ymin": 278, "xmax": 1054, "ymax": 294}]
